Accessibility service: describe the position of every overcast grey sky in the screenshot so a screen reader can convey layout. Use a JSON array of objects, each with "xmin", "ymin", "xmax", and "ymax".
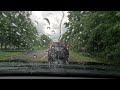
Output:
[{"xmin": 30, "ymin": 11, "xmax": 69, "ymax": 41}]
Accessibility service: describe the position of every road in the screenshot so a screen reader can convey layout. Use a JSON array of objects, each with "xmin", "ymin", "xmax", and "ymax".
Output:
[
  {"xmin": 8, "ymin": 48, "xmax": 73, "ymax": 63},
  {"xmin": 2, "ymin": 48, "xmax": 120, "ymax": 78},
  {"xmin": 10, "ymin": 49, "xmax": 48, "ymax": 62},
  {"xmin": 6, "ymin": 48, "xmax": 77, "ymax": 63}
]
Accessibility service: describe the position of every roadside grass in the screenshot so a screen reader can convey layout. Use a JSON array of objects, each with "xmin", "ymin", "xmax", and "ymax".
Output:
[
  {"xmin": 69, "ymin": 51, "xmax": 114, "ymax": 65},
  {"xmin": 33, "ymin": 46, "xmax": 48, "ymax": 50},
  {"xmin": 1, "ymin": 49, "xmax": 118, "ymax": 65},
  {"xmin": 69, "ymin": 51, "xmax": 98, "ymax": 63},
  {"xmin": 37, "ymin": 51, "xmax": 109, "ymax": 64},
  {"xmin": 0, "ymin": 51, "xmax": 24, "ymax": 60}
]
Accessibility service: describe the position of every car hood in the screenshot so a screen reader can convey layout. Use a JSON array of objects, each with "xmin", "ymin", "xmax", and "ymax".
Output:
[{"xmin": 0, "ymin": 60, "xmax": 120, "ymax": 78}]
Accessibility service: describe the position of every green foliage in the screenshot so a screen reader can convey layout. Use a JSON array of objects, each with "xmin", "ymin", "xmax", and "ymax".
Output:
[
  {"xmin": 0, "ymin": 51, "xmax": 23, "ymax": 60},
  {"xmin": 0, "ymin": 11, "xmax": 38, "ymax": 50},
  {"xmin": 40, "ymin": 34, "xmax": 52, "ymax": 48},
  {"xmin": 62, "ymin": 11, "xmax": 120, "ymax": 61},
  {"xmin": 35, "ymin": 34, "xmax": 52, "ymax": 48}
]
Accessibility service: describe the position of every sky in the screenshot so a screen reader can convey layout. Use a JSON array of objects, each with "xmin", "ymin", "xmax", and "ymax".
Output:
[{"xmin": 30, "ymin": 11, "xmax": 69, "ymax": 42}]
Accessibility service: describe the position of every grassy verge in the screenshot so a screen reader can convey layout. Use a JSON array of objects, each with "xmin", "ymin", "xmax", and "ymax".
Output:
[
  {"xmin": 33, "ymin": 46, "xmax": 48, "ymax": 50},
  {"xmin": 69, "ymin": 51, "xmax": 98, "ymax": 63},
  {"xmin": 69, "ymin": 51, "xmax": 115, "ymax": 65},
  {"xmin": 0, "ymin": 51, "xmax": 24, "ymax": 60}
]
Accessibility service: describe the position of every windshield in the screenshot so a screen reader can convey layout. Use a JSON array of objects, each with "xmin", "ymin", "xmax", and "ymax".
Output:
[{"xmin": 0, "ymin": 11, "xmax": 120, "ymax": 77}]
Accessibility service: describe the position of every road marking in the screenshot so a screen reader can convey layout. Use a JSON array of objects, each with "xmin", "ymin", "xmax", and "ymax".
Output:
[{"xmin": 40, "ymin": 54, "xmax": 47, "ymax": 61}]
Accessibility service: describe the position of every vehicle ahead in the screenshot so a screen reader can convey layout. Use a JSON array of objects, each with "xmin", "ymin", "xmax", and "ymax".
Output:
[{"xmin": 47, "ymin": 42, "xmax": 69, "ymax": 65}]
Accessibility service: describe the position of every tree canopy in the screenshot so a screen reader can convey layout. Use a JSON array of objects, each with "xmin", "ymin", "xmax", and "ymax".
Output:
[
  {"xmin": 0, "ymin": 11, "xmax": 51, "ymax": 50},
  {"xmin": 61, "ymin": 11, "xmax": 120, "ymax": 60}
]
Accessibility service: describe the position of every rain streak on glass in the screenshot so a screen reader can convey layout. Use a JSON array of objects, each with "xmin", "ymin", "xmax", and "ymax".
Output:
[
  {"xmin": 12, "ymin": 23, "xmax": 17, "ymax": 27},
  {"xmin": 72, "ymin": 29, "xmax": 74, "ymax": 32},
  {"xmin": 23, "ymin": 29, "xmax": 26, "ymax": 31},
  {"xmin": 43, "ymin": 40, "xmax": 46, "ymax": 42},
  {"xmin": 2, "ymin": 13, "xmax": 7, "ymax": 17},
  {"xmin": 16, "ymin": 32, "xmax": 20, "ymax": 36}
]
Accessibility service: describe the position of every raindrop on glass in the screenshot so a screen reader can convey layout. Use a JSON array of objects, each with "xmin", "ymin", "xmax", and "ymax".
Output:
[
  {"xmin": 43, "ymin": 40, "xmax": 46, "ymax": 42},
  {"xmin": 12, "ymin": 23, "xmax": 17, "ymax": 27},
  {"xmin": 79, "ymin": 32, "xmax": 82, "ymax": 34},
  {"xmin": 67, "ymin": 36, "xmax": 69, "ymax": 39},
  {"xmin": 23, "ymin": 29, "xmax": 26, "ymax": 31},
  {"xmin": 20, "ymin": 43, "xmax": 23, "ymax": 45},
  {"xmin": 2, "ymin": 13, "xmax": 7, "ymax": 17},
  {"xmin": 16, "ymin": 32, "xmax": 20, "ymax": 36}
]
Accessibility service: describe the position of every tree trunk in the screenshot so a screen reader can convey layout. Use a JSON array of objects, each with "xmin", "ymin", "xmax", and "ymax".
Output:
[
  {"xmin": 5, "ymin": 44, "xmax": 7, "ymax": 49},
  {"xmin": 1, "ymin": 42, "xmax": 3, "ymax": 50}
]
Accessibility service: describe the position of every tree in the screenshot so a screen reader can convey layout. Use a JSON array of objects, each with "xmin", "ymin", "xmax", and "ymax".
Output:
[
  {"xmin": 39, "ymin": 34, "xmax": 52, "ymax": 48},
  {"xmin": 0, "ymin": 11, "xmax": 38, "ymax": 50},
  {"xmin": 62, "ymin": 11, "xmax": 120, "ymax": 60}
]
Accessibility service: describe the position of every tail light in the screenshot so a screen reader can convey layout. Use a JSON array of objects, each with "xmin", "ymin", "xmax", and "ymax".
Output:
[
  {"xmin": 59, "ymin": 42, "xmax": 61, "ymax": 47},
  {"xmin": 65, "ymin": 42, "xmax": 69, "ymax": 49}
]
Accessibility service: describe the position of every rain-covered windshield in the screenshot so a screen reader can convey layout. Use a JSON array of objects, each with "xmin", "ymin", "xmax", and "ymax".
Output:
[{"xmin": 0, "ymin": 11, "xmax": 120, "ymax": 76}]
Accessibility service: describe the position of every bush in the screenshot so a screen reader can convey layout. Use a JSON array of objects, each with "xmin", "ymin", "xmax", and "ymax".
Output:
[
  {"xmin": 106, "ymin": 52, "xmax": 120, "ymax": 61},
  {"xmin": 106, "ymin": 43, "xmax": 120, "ymax": 61}
]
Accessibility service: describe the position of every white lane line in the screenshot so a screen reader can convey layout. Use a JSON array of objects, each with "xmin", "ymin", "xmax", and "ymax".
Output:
[{"xmin": 40, "ymin": 54, "xmax": 47, "ymax": 61}]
